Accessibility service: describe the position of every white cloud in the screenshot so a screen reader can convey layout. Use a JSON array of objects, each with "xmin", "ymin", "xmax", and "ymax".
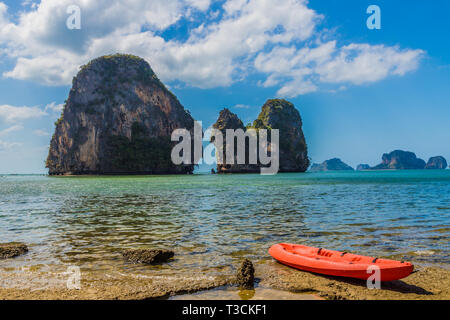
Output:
[
  {"xmin": 0, "ymin": 0, "xmax": 424, "ymax": 96},
  {"xmin": 4, "ymin": 54, "xmax": 81, "ymax": 85},
  {"xmin": 0, "ymin": 0, "xmax": 320, "ymax": 87},
  {"xmin": 186, "ymin": 0, "xmax": 211, "ymax": 11},
  {"xmin": 234, "ymin": 104, "xmax": 251, "ymax": 109},
  {"xmin": 21, "ymin": 0, "xmax": 38, "ymax": 8},
  {"xmin": 0, "ymin": 105, "xmax": 47, "ymax": 122},
  {"xmin": 33, "ymin": 129, "xmax": 50, "ymax": 136},
  {"xmin": 277, "ymin": 79, "xmax": 318, "ymax": 97},
  {"xmin": 254, "ymin": 41, "xmax": 424, "ymax": 97},
  {"xmin": 316, "ymin": 44, "xmax": 424, "ymax": 85},
  {"xmin": 0, "ymin": 125, "xmax": 24, "ymax": 137},
  {"xmin": 44, "ymin": 102, "xmax": 64, "ymax": 113},
  {"xmin": 0, "ymin": 139, "xmax": 21, "ymax": 150},
  {"xmin": 0, "ymin": 2, "xmax": 7, "ymax": 27},
  {"xmin": 0, "ymin": 125, "xmax": 23, "ymax": 151}
]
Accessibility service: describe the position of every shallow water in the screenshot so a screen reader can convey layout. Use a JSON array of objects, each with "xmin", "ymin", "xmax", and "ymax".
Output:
[
  {"xmin": 0, "ymin": 170, "xmax": 449, "ymax": 289},
  {"xmin": 170, "ymin": 286, "xmax": 321, "ymax": 300}
]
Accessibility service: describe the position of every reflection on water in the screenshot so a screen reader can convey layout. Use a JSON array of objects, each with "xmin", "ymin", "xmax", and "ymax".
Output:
[{"xmin": 0, "ymin": 171, "xmax": 449, "ymax": 289}]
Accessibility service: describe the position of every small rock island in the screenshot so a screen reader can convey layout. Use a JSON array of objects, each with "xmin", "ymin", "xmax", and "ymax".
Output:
[
  {"xmin": 309, "ymin": 158, "xmax": 354, "ymax": 172},
  {"xmin": 370, "ymin": 150, "xmax": 426, "ymax": 170},
  {"xmin": 46, "ymin": 54, "xmax": 195, "ymax": 175},
  {"xmin": 425, "ymin": 156, "xmax": 448, "ymax": 169},
  {"xmin": 212, "ymin": 99, "xmax": 310, "ymax": 173}
]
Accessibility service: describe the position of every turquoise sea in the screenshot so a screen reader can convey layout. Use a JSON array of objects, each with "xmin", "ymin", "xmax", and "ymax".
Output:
[{"xmin": 0, "ymin": 170, "xmax": 449, "ymax": 288}]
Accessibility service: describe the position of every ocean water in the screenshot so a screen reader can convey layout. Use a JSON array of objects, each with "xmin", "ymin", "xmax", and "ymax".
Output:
[{"xmin": 0, "ymin": 170, "xmax": 449, "ymax": 288}]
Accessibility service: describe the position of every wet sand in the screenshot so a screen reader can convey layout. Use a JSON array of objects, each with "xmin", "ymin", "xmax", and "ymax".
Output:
[
  {"xmin": 256, "ymin": 261, "xmax": 450, "ymax": 300},
  {"xmin": 0, "ymin": 260, "xmax": 448, "ymax": 300}
]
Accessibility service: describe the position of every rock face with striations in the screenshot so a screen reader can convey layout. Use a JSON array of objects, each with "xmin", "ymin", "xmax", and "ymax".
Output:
[
  {"xmin": 371, "ymin": 150, "xmax": 426, "ymax": 170},
  {"xmin": 425, "ymin": 156, "xmax": 448, "ymax": 169},
  {"xmin": 310, "ymin": 158, "xmax": 354, "ymax": 172},
  {"xmin": 212, "ymin": 99, "xmax": 309, "ymax": 173},
  {"xmin": 212, "ymin": 108, "xmax": 260, "ymax": 173},
  {"xmin": 252, "ymin": 99, "xmax": 309, "ymax": 172},
  {"xmin": 46, "ymin": 54, "xmax": 195, "ymax": 175}
]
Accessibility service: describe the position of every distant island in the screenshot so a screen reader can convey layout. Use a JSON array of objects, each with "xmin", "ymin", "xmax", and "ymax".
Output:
[
  {"xmin": 371, "ymin": 150, "xmax": 447, "ymax": 170},
  {"xmin": 425, "ymin": 156, "xmax": 448, "ymax": 169},
  {"xmin": 312, "ymin": 151, "xmax": 448, "ymax": 172},
  {"xmin": 356, "ymin": 164, "xmax": 370, "ymax": 171},
  {"xmin": 310, "ymin": 158, "xmax": 353, "ymax": 172},
  {"xmin": 371, "ymin": 150, "xmax": 426, "ymax": 170}
]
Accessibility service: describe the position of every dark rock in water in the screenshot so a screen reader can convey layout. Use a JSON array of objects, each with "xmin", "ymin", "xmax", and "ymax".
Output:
[
  {"xmin": 371, "ymin": 150, "xmax": 426, "ymax": 170},
  {"xmin": 0, "ymin": 243, "xmax": 28, "ymax": 259},
  {"xmin": 356, "ymin": 164, "xmax": 370, "ymax": 171},
  {"xmin": 425, "ymin": 156, "xmax": 447, "ymax": 169},
  {"xmin": 46, "ymin": 54, "xmax": 195, "ymax": 175},
  {"xmin": 212, "ymin": 99, "xmax": 309, "ymax": 173},
  {"xmin": 310, "ymin": 158, "xmax": 354, "ymax": 172},
  {"xmin": 122, "ymin": 249, "xmax": 174, "ymax": 264},
  {"xmin": 236, "ymin": 259, "xmax": 255, "ymax": 289}
]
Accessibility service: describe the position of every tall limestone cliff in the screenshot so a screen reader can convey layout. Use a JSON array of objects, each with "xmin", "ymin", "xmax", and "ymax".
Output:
[
  {"xmin": 251, "ymin": 99, "xmax": 309, "ymax": 172},
  {"xmin": 212, "ymin": 108, "xmax": 260, "ymax": 173},
  {"xmin": 46, "ymin": 54, "xmax": 195, "ymax": 175},
  {"xmin": 212, "ymin": 99, "xmax": 309, "ymax": 173}
]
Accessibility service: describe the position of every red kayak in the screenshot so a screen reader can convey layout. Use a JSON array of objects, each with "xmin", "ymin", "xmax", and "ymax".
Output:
[{"xmin": 269, "ymin": 243, "xmax": 414, "ymax": 281}]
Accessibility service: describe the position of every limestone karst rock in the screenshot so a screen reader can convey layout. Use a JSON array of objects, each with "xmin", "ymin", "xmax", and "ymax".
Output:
[
  {"xmin": 46, "ymin": 54, "xmax": 195, "ymax": 175},
  {"xmin": 212, "ymin": 108, "xmax": 260, "ymax": 173},
  {"xmin": 212, "ymin": 99, "xmax": 309, "ymax": 173},
  {"xmin": 425, "ymin": 156, "xmax": 448, "ymax": 169},
  {"xmin": 371, "ymin": 150, "xmax": 426, "ymax": 170}
]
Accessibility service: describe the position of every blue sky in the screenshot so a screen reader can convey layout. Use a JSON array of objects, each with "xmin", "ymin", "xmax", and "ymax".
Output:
[{"xmin": 0, "ymin": 0, "xmax": 449, "ymax": 173}]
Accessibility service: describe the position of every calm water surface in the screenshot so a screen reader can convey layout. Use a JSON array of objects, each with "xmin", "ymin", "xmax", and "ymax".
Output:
[{"xmin": 0, "ymin": 170, "xmax": 449, "ymax": 288}]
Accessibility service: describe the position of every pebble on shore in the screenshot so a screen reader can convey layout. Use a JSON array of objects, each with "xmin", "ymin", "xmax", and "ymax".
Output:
[
  {"xmin": 236, "ymin": 259, "xmax": 255, "ymax": 289},
  {"xmin": 122, "ymin": 249, "xmax": 174, "ymax": 264},
  {"xmin": 0, "ymin": 243, "xmax": 29, "ymax": 259}
]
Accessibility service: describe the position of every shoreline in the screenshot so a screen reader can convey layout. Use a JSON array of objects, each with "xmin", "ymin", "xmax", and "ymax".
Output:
[{"xmin": 1, "ymin": 261, "xmax": 448, "ymax": 300}]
